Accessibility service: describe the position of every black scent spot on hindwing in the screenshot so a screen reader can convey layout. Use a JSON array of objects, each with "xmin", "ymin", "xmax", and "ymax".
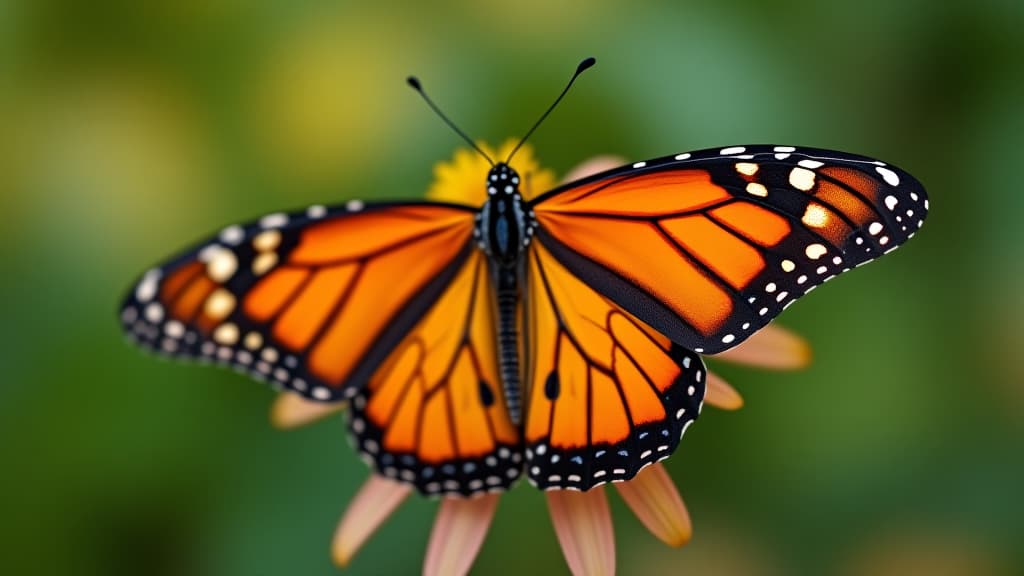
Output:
[
  {"xmin": 545, "ymin": 371, "xmax": 560, "ymax": 400},
  {"xmin": 479, "ymin": 380, "xmax": 495, "ymax": 407}
]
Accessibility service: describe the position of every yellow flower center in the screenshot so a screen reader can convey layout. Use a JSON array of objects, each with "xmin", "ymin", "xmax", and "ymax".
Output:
[{"xmin": 426, "ymin": 139, "xmax": 557, "ymax": 205}]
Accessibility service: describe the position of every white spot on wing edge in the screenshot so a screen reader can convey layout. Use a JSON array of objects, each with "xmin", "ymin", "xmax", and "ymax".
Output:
[
  {"xmin": 773, "ymin": 146, "xmax": 796, "ymax": 152},
  {"xmin": 720, "ymin": 146, "xmax": 746, "ymax": 155},
  {"xmin": 789, "ymin": 167, "xmax": 816, "ymax": 191},
  {"xmin": 259, "ymin": 212, "xmax": 289, "ymax": 229},
  {"xmin": 135, "ymin": 269, "xmax": 161, "ymax": 302},
  {"xmin": 632, "ymin": 161, "xmax": 646, "ymax": 169},
  {"xmin": 805, "ymin": 243, "xmax": 827, "ymax": 260},
  {"xmin": 219, "ymin": 225, "xmax": 244, "ymax": 245},
  {"xmin": 674, "ymin": 153, "xmax": 691, "ymax": 160},
  {"xmin": 875, "ymin": 166, "xmax": 900, "ymax": 186}
]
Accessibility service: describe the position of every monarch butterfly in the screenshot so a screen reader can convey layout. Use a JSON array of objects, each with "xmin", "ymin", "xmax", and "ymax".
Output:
[{"xmin": 120, "ymin": 58, "xmax": 928, "ymax": 497}]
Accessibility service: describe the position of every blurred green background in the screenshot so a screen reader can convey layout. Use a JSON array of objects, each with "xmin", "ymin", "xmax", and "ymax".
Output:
[{"xmin": 3, "ymin": 0, "xmax": 1022, "ymax": 574}]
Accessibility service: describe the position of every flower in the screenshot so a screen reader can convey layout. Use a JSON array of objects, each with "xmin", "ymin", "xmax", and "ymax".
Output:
[{"xmin": 270, "ymin": 145, "xmax": 812, "ymax": 575}]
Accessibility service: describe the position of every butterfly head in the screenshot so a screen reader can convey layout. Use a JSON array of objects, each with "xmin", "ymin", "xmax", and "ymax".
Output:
[{"xmin": 486, "ymin": 163, "xmax": 520, "ymax": 196}]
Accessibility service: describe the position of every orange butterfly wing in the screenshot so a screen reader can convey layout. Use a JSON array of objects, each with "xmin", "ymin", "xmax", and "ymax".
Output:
[
  {"xmin": 522, "ymin": 241, "xmax": 705, "ymax": 490},
  {"xmin": 530, "ymin": 145, "xmax": 928, "ymax": 354},
  {"xmin": 120, "ymin": 202, "xmax": 477, "ymax": 402},
  {"xmin": 347, "ymin": 250, "xmax": 522, "ymax": 496}
]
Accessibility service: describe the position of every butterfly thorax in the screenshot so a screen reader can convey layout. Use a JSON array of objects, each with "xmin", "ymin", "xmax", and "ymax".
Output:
[{"xmin": 477, "ymin": 163, "xmax": 534, "ymax": 269}]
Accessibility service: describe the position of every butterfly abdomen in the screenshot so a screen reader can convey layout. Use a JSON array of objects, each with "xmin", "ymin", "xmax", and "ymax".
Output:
[{"xmin": 496, "ymin": 270, "xmax": 523, "ymax": 425}]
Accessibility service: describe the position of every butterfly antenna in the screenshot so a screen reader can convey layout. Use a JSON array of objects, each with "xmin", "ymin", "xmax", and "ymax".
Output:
[
  {"xmin": 407, "ymin": 76, "xmax": 494, "ymax": 166},
  {"xmin": 506, "ymin": 57, "xmax": 596, "ymax": 164}
]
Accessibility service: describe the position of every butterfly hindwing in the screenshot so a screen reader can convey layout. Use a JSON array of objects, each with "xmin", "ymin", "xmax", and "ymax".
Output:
[
  {"xmin": 347, "ymin": 250, "xmax": 523, "ymax": 496},
  {"xmin": 120, "ymin": 201, "xmax": 478, "ymax": 402},
  {"xmin": 530, "ymin": 145, "xmax": 928, "ymax": 355},
  {"xmin": 522, "ymin": 241, "xmax": 706, "ymax": 490}
]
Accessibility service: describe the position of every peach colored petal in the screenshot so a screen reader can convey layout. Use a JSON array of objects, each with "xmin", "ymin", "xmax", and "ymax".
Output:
[
  {"xmin": 614, "ymin": 464, "xmax": 692, "ymax": 547},
  {"xmin": 561, "ymin": 155, "xmax": 627, "ymax": 183},
  {"xmin": 332, "ymin": 475, "xmax": 411, "ymax": 567},
  {"xmin": 704, "ymin": 371, "xmax": 744, "ymax": 411},
  {"xmin": 423, "ymin": 494, "xmax": 500, "ymax": 576},
  {"xmin": 713, "ymin": 324, "xmax": 812, "ymax": 370},
  {"xmin": 270, "ymin": 391, "xmax": 345, "ymax": 429},
  {"xmin": 547, "ymin": 488, "xmax": 616, "ymax": 576}
]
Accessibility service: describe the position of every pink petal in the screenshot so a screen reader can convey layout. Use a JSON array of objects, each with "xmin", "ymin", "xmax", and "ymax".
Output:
[
  {"xmin": 712, "ymin": 324, "xmax": 812, "ymax": 370},
  {"xmin": 423, "ymin": 494, "xmax": 500, "ymax": 576},
  {"xmin": 270, "ymin": 392, "xmax": 345, "ymax": 429},
  {"xmin": 704, "ymin": 371, "xmax": 744, "ymax": 411},
  {"xmin": 561, "ymin": 156, "xmax": 627, "ymax": 183},
  {"xmin": 614, "ymin": 464, "xmax": 692, "ymax": 547},
  {"xmin": 547, "ymin": 488, "xmax": 616, "ymax": 576},
  {"xmin": 332, "ymin": 475, "xmax": 411, "ymax": 567}
]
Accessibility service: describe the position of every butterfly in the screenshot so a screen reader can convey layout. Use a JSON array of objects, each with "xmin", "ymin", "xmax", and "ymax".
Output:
[{"xmin": 120, "ymin": 58, "xmax": 928, "ymax": 497}]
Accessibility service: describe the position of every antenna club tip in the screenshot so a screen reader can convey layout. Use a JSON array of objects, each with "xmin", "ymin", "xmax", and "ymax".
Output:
[
  {"xmin": 406, "ymin": 76, "xmax": 422, "ymax": 90},
  {"xmin": 577, "ymin": 57, "xmax": 597, "ymax": 73}
]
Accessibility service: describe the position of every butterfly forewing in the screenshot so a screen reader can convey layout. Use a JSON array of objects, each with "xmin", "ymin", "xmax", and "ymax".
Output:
[
  {"xmin": 530, "ymin": 145, "xmax": 928, "ymax": 355},
  {"xmin": 120, "ymin": 201, "xmax": 478, "ymax": 402}
]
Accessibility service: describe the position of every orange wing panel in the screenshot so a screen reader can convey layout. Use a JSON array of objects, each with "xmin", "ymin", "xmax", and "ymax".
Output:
[
  {"xmin": 244, "ymin": 267, "xmax": 310, "ymax": 322},
  {"xmin": 536, "ymin": 211, "xmax": 734, "ymax": 335},
  {"xmin": 709, "ymin": 202, "xmax": 790, "ymax": 247},
  {"xmin": 290, "ymin": 206, "xmax": 474, "ymax": 264},
  {"xmin": 308, "ymin": 223, "xmax": 470, "ymax": 384},
  {"xmin": 661, "ymin": 214, "xmax": 766, "ymax": 290},
  {"xmin": 538, "ymin": 170, "xmax": 731, "ymax": 216},
  {"xmin": 272, "ymin": 264, "xmax": 357, "ymax": 350}
]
